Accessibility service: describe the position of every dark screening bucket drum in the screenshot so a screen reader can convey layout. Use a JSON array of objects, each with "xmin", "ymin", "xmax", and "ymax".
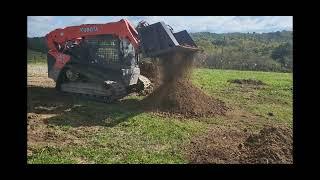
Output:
[{"xmin": 138, "ymin": 22, "xmax": 199, "ymax": 57}]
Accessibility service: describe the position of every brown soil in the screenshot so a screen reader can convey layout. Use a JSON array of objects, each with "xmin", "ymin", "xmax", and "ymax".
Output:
[
  {"xmin": 139, "ymin": 59, "xmax": 162, "ymax": 87},
  {"xmin": 142, "ymin": 79, "xmax": 228, "ymax": 118},
  {"xmin": 186, "ymin": 125, "xmax": 293, "ymax": 164},
  {"xmin": 27, "ymin": 66, "xmax": 94, "ymax": 153},
  {"xmin": 141, "ymin": 52, "xmax": 228, "ymax": 118},
  {"xmin": 228, "ymin": 79, "xmax": 266, "ymax": 86},
  {"xmin": 239, "ymin": 126, "xmax": 293, "ymax": 164},
  {"xmin": 27, "ymin": 111, "xmax": 103, "ymax": 154},
  {"xmin": 187, "ymin": 126, "xmax": 247, "ymax": 163}
]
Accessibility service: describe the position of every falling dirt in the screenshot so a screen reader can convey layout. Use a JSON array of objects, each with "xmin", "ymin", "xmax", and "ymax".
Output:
[
  {"xmin": 139, "ymin": 59, "xmax": 162, "ymax": 87},
  {"xmin": 186, "ymin": 125, "xmax": 293, "ymax": 164},
  {"xmin": 141, "ymin": 52, "xmax": 228, "ymax": 118}
]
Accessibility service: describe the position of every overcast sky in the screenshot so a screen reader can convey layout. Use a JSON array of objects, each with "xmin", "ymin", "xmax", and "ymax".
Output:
[{"xmin": 27, "ymin": 16, "xmax": 293, "ymax": 37}]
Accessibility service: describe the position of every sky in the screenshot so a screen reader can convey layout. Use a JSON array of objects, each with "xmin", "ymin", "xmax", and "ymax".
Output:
[{"xmin": 27, "ymin": 16, "xmax": 293, "ymax": 37}]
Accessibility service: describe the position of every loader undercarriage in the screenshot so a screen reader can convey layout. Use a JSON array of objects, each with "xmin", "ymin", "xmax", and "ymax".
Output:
[
  {"xmin": 59, "ymin": 81, "xmax": 127, "ymax": 103},
  {"xmin": 56, "ymin": 64, "xmax": 150, "ymax": 102}
]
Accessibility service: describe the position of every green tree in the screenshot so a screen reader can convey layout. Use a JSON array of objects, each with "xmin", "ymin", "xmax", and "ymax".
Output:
[{"xmin": 271, "ymin": 42, "xmax": 292, "ymax": 68}]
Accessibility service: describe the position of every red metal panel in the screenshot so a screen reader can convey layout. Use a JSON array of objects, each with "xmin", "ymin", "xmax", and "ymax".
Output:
[
  {"xmin": 48, "ymin": 51, "xmax": 71, "ymax": 69},
  {"xmin": 45, "ymin": 19, "xmax": 140, "ymax": 52}
]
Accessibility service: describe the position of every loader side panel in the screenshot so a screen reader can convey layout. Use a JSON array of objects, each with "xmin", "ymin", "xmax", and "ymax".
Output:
[
  {"xmin": 47, "ymin": 53, "xmax": 60, "ymax": 81},
  {"xmin": 47, "ymin": 52, "xmax": 70, "ymax": 81},
  {"xmin": 47, "ymin": 53, "xmax": 55, "ymax": 74}
]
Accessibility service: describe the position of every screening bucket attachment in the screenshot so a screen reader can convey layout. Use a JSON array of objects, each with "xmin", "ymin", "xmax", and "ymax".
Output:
[{"xmin": 138, "ymin": 21, "xmax": 199, "ymax": 57}]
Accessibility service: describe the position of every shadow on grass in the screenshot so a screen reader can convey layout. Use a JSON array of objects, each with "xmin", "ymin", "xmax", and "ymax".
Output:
[
  {"xmin": 28, "ymin": 86, "xmax": 144, "ymax": 127},
  {"xmin": 28, "ymin": 86, "xmax": 75, "ymax": 114}
]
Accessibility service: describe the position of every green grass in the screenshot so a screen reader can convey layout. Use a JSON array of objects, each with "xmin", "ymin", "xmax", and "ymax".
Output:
[
  {"xmin": 29, "ymin": 113, "xmax": 206, "ymax": 164},
  {"xmin": 28, "ymin": 146, "xmax": 77, "ymax": 164},
  {"xmin": 28, "ymin": 67, "xmax": 293, "ymax": 164},
  {"xmin": 71, "ymin": 114, "xmax": 205, "ymax": 164},
  {"xmin": 192, "ymin": 68, "xmax": 292, "ymax": 125}
]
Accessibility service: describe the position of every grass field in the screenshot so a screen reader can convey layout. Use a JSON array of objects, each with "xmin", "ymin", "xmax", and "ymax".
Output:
[{"xmin": 27, "ymin": 63, "xmax": 292, "ymax": 164}]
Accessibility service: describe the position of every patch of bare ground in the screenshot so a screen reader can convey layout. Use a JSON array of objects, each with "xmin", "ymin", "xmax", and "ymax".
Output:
[{"xmin": 185, "ymin": 123, "xmax": 292, "ymax": 164}]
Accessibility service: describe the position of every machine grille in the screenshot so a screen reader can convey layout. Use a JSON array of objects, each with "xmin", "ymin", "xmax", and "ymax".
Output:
[{"xmin": 85, "ymin": 36, "xmax": 119, "ymax": 64}]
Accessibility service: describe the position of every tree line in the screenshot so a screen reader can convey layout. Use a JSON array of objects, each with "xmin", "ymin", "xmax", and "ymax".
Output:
[
  {"xmin": 27, "ymin": 30, "xmax": 292, "ymax": 72},
  {"xmin": 190, "ymin": 30, "xmax": 292, "ymax": 72}
]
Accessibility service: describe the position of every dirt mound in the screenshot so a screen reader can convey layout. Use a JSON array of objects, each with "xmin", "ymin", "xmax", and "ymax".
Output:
[
  {"xmin": 228, "ymin": 79, "xmax": 265, "ymax": 85},
  {"xmin": 142, "ymin": 79, "xmax": 228, "ymax": 118},
  {"xmin": 186, "ymin": 125, "xmax": 293, "ymax": 164},
  {"xmin": 240, "ymin": 126, "xmax": 293, "ymax": 164},
  {"xmin": 187, "ymin": 127, "xmax": 247, "ymax": 164},
  {"xmin": 141, "ymin": 52, "xmax": 228, "ymax": 118}
]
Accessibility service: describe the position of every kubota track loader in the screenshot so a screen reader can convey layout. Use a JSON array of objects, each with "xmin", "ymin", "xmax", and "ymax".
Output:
[{"xmin": 45, "ymin": 19, "xmax": 198, "ymax": 102}]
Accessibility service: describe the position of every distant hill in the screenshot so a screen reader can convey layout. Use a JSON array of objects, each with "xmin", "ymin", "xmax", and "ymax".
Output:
[
  {"xmin": 27, "ymin": 30, "xmax": 292, "ymax": 72},
  {"xmin": 191, "ymin": 30, "xmax": 292, "ymax": 44},
  {"xmin": 189, "ymin": 30, "xmax": 292, "ymax": 72}
]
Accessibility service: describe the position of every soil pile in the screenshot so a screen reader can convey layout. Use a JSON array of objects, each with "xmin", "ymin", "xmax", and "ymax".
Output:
[
  {"xmin": 240, "ymin": 126, "xmax": 293, "ymax": 164},
  {"xmin": 187, "ymin": 127, "xmax": 247, "ymax": 164},
  {"xmin": 186, "ymin": 125, "xmax": 293, "ymax": 164},
  {"xmin": 142, "ymin": 52, "xmax": 228, "ymax": 118}
]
